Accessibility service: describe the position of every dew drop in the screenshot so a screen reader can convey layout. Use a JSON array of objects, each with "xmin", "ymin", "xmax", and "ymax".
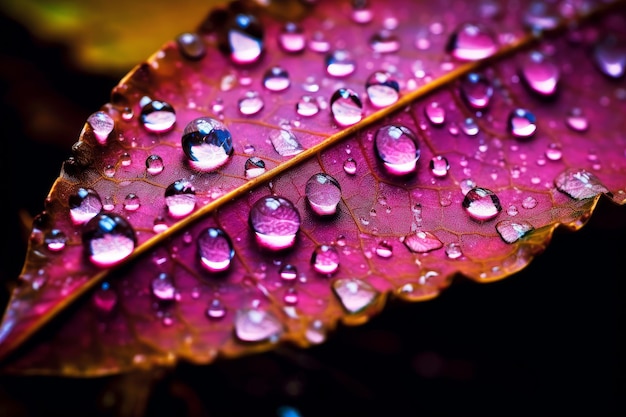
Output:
[
  {"xmin": 238, "ymin": 91, "xmax": 264, "ymax": 116},
  {"xmin": 429, "ymin": 155, "xmax": 450, "ymax": 178},
  {"xmin": 403, "ymin": 230, "xmax": 443, "ymax": 253},
  {"xmin": 249, "ymin": 196, "xmax": 300, "ymax": 251},
  {"xmin": 87, "ymin": 111, "xmax": 114, "ymax": 144},
  {"xmin": 308, "ymin": 31, "xmax": 330, "ymax": 53},
  {"xmin": 140, "ymin": 100, "xmax": 176, "ymax": 133},
  {"xmin": 325, "ymin": 50, "xmax": 356, "ymax": 77},
  {"xmin": 104, "ymin": 165, "xmax": 116, "ymax": 178},
  {"xmin": 375, "ymin": 241, "xmax": 393, "ymax": 258},
  {"xmin": 151, "ymin": 273, "xmax": 176, "ymax": 301},
  {"xmin": 305, "ymin": 173, "xmax": 342, "ymax": 216},
  {"xmin": 545, "ymin": 143, "xmax": 563, "ymax": 161},
  {"xmin": 69, "ymin": 188, "xmax": 103, "ymax": 225},
  {"xmin": 263, "ymin": 66, "xmax": 290, "ymax": 92},
  {"xmin": 521, "ymin": 196, "xmax": 537, "ymax": 210},
  {"xmin": 279, "ymin": 264, "xmax": 298, "ymax": 281},
  {"xmin": 365, "ymin": 71, "xmax": 400, "ymax": 108},
  {"xmin": 269, "ymin": 129, "xmax": 304, "ymax": 156},
  {"xmin": 123, "ymin": 193, "xmax": 140, "ymax": 211},
  {"xmin": 592, "ymin": 36, "xmax": 626, "ymax": 79},
  {"xmin": 445, "ymin": 242, "xmax": 463, "ymax": 259},
  {"xmin": 296, "ymin": 95, "xmax": 320, "ymax": 117},
  {"xmin": 507, "ymin": 205, "xmax": 519, "ymax": 216},
  {"xmin": 520, "ymin": 51, "xmax": 560, "ymax": 96},
  {"xmin": 165, "ymin": 179, "xmax": 196, "ymax": 218},
  {"xmin": 369, "ymin": 30, "xmax": 400, "ymax": 53},
  {"xmin": 119, "ymin": 152, "xmax": 131, "ymax": 167},
  {"xmin": 197, "ymin": 227, "xmax": 235, "ymax": 273},
  {"xmin": 278, "ymin": 22, "xmax": 305, "ymax": 53},
  {"xmin": 343, "ymin": 158, "xmax": 358, "ymax": 175},
  {"xmin": 235, "ymin": 309, "xmax": 283, "ymax": 343},
  {"xmin": 45, "ymin": 229, "xmax": 67, "ymax": 252},
  {"xmin": 82, "ymin": 213, "xmax": 136, "ymax": 267},
  {"xmin": 351, "ymin": 0, "xmax": 373, "ymax": 24},
  {"xmin": 311, "ymin": 244, "xmax": 340, "ymax": 275},
  {"xmin": 522, "ymin": 0, "xmax": 561, "ymax": 31},
  {"xmin": 330, "ymin": 88, "xmax": 363, "ymax": 126},
  {"xmin": 462, "ymin": 187, "xmax": 502, "ymax": 221},
  {"xmin": 145, "ymin": 154, "xmax": 165, "ymax": 175},
  {"xmin": 283, "ymin": 288, "xmax": 299, "ymax": 305},
  {"xmin": 424, "ymin": 101, "xmax": 446, "ymax": 126},
  {"xmin": 181, "ymin": 117, "xmax": 233, "ymax": 172},
  {"xmin": 305, "ymin": 320, "xmax": 327, "ymax": 344},
  {"xmin": 206, "ymin": 298, "xmax": 227, "ymax": 320},
  {"xmin": 507, "ymin": 108, "xmax": 537, "ymax": 139},
  {"xmin": 176, "ymin": 32, "xmax": 206, "ymax": 60},
  {"xmin": 496, "ymin": 219, "xmax": 534, "ymax": 244},
  {"xmin": 332, "ymin": 278, "xmax": 379, "ymax": 314},
  {"xmin": 446, "ymin": 23, "xmax": 497, "ymax": 61},
  {"xmin": 460, "ymin": 72, "xmax": 493, "ymax": 110},
  {"xmin": 565, "ymin": 108, "xmax": 589, "ymax": 132},
  {"xmin": 245, "ymin": 157, "xmax": 266, "ymax": 179},
  {"xmin": 92, "ymin": 282, "xmax": 117, "ymax": 314},
  {"xmin": 554, "ymin": 168, "xmax": 609, "ymax": 200},
  {"xmin": 223, "ymin": 13, "xmax": 264, "ymax": 65},
  {"xmin": 374, "ymin": 124, "xmax": 420, "ymax": 175}
]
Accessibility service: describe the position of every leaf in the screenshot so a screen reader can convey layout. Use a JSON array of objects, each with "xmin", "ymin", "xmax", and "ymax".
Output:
[{"xmin": 1, "ymin": 0, "xmax": 625, "ymax": 376}]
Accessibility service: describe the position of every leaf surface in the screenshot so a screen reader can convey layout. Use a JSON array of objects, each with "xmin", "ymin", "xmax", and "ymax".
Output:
[{"xmin": 1, "ymin": 0, "xmax": 625, "ymax": 376}]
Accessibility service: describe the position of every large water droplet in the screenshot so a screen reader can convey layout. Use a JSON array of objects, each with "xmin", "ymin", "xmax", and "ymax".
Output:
[
  {"xmin": 311, "ymin": 244, "xmax": 340, "ymax": 275},
  {"xmin": 592, "ymin": 36, "xmax": 626, "ymax": 79},
  {"xmin": 165, "ymin": 179, "xmax": 196, "ymax": 218},
  {"xmin": 305, "ymin": 173, "xmax": 342, "ymax": 216},
  {"xmin": 520, "ymin": 51, "xmax": 560, "ymax": 96},
  {"xmin": 330, "ymin": 88, "xmax": 363, "ymax": 126},
  {"xmin": 176, "ymin": 32, "xmax": 206, "ymax": 60},
  {"xmin": 249, "ymin": 196, "xmax": 300, "ymax": 251},
  {"xmin": 223, "ymin": 13, "xmax": 264, "ymax": 65},
  {"xmin": 374, "ymin": 124, "xmax": 420, "ymax": 175},
  {"xmin": 151, "ymin": 273, "xmax": 176, "ymax": 301},
  {"xmin": 238, "ymin": 91, "xmax": 264, "ymax": 116},
  {"xmin": 429, "ymin": 155, "xmax": 450, "ymax": 178},
  {"xmin": 82, "ymin": 213, "xmax": 136, "ymax": 267},
  {"xmin": 424, "ymin": 101, "xmax": 446, "ymax": 126},
  {"xmin": 462, "ymin": 187, "xmax": 502, "ymax": 221},
  {"xmin": 263, "ymin": 66, "xmax": 290, "ymax": 92},
  {"xmin": 69, "ymin": 188, "xmax": 103, "ymax": 225},
  {"xmin": 45, "ymin": 229, "xmax": 67, "ymax": 252},
  {"xmin": 182, "ymin": 117, "xmax": 233, "ymax": 172},
  {"xmin": 325, "ymin": 50, "xmax": 356, "ymax": 77},
  {"xmin": 496, "ymin": 219, "xmax": 534, "ymax": 244},
  {"xmin": 460, "ymin": 72, "xmax": 493, "ymax": 110},
  {"xmin": 565, "ymin": 107, "xmax": 589, "ymax": 132},
  {"xmin": 244, "ymin": 157, "xmax": 266, "ymax": 179},
  {"xmin": 140, "ymin": 100, "xmax": 176, "ymax": 133},
  {"xmin": 278, "ymin": 22, "xmax": 305, "ymax": 53},
  {"xmin": 366, "ymin": 71, "xmax": 400, "ymax": 108},
  {"xmin": 269, "ymin": 129, "xmax": 304, "ymax": 156},
  {"xmin": 332, "ymin": 278, "xmax": 379, "ymax": 314},
  {"xmin": 197, "ymin": 227, "xmax": 234, "ymax": 273},
  {"xmin": 403, "ymin": 230, "xmax": 444, "ymax": 253},
  {"xmin": 507, "ymin": 108, "xmax": 537, "ymax": 139},
  {"xmin": 87, "ymin": 111, "xmax": 114, "ymax": 144},
  {"xmin": 145, "ymin": 154, "xmax": 165, "ymax": 175},
  {"xmin": 369, "ymin": 30, "xmax": 400, "ymax": 53},
  {"xmin": 235, "ymin": 309, "xmax": 283, "ymax": 343},
  {"xmin": 446, "ymin": 23, "xmax": 497, "ymax": 61},
  {"xmin": 554, "ymin": 169, "xmax": 609, "ymax": 200}
]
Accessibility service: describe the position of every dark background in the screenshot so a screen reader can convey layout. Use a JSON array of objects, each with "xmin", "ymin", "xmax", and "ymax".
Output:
[{"xmin": 1, "ymin": 7, "xmax": 625, "ymax": 417}]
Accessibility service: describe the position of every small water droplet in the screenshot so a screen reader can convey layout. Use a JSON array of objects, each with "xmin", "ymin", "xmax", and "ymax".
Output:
[
  {"xmin": 507, "ymin": 108, "xmax": 537, "ymax": 139},
  {"xmin": 140, "ymin": 100, "xmax": 176, "ymax": 133},
  {"xmin": 460, "ymin": 72, "xmax": 493, "ymax": 110},
  {"xmin": 283, "ymin": 287, "xmax": 299, "ymax": 305},
  {"xmin": 462, "ymin": 187, "xmax": 502, "ymax": 221},
  {"xmin": 69, "ymin": 188, "xmax": 103, "ymax": 225},
  {"xmin": 460, "ymin": 178, "xmax": 476, "ymax": 195},
  {"xmin": 263, "ymin": 66, "xmax": 290, "ymax": 92},
  {"xmin": 295, "ymin": 95, "xmax": 320, "ymax": 117},
  {"xmin": 305, "ymin": 173, "xmax": 342, "ymax": 216},
  {"xmin": 176, "ymin": 32, "xmax": 206, "ymax": 60},
  {"xmin": 554, "ymin": 168, "xmax": 609, "ymax": 200},
  {"xmin": 279, "ymin": 264, "xmax": 298, "ymax": 281},
  {"xmin": 305, "ymin": 320, "xmax": 327, "ymax": 344},
  {"xmin": 245, "ymin": 157, "xmax": 266, "ymax": 179},
  {"xmin": 429, "ymin": 155, "xmax": 450, "ymax": 178},
  {"xmin": 592, "ymin": 36, "xmax": 626, "ymax": 79},
  {"xmin": 325, "ymin": 50, "xmax": 356, "ymax": 77},
  {"xmin": 523, "ymin": 0, "xmax": 561, "ymax": 31},
  {"xmin": 366, "ymin": 71, "xmax": 400, "ymax": 107},
  {"xmin": 308, "ymin": 31, "xmax": 330, "ymax": 53},
  {"xmin": 545, "ymin": 143, "xmax": 563, "ymax": 161},
  {"xmin": 278, "ymin": 22, "xmax": 305, "ymax": 53},
  {"xmin": 330, "ymin": 88, "xmax": 363, "ymax": 126},
  {"xmin": 87, "ymin": 111, "xmax": 114, "ymax": 144},
  {"xmin": 462, "ymin": 117, "xmax": 479, "ymax": 136},
  {"xmin": 269, "ymin": 128, "xmax": 304, "ymax": 156},
  {"xmin": 145, "ymin": 154, "xmax": 165, "ymax": 175},
  {"xmin": 238, "ymin": 91, "xmax": 264, "ymax": 115},
  {"xmin": 123, "ymin": 193, "xmax": 140, "ymax": 211},
  {"xmin": 222, "ymin": 13, "xmax": 264, "ymax": 65},
  {"xmin": 445, "ymin": 242, "xmax": 463, "ymax": 259},
  {"xmin": 206, "ymin": 298, "xmax": 226, "ymax": 320},
  {"xmin": 446, "ymin": 23, "xmax": 497, "ymax": 61},
  {"xmin": 235, "ymin": 309, "xmax": 283, "ymax": 343},
  {"xmin": 521, "ymin": 196, "xmax": 538, "ymax": 209},
  {"xmin": 351, "ymin": 0, "xmax": 373, "ymax": 24},
  {"xmin": 375, "ymin": 241, "xmax": 393, "ymax": 258},
  {"xmin": 182, "ymin": 117, "xmax": 233, "ymax": 172},
  {"xmin": 403, "ymin": 230, "xmax": 443, "ymax": 253},
  {"xmin": 92, "ymin": 282, "xmax": 117, "ymax": 314},
  {"xmin": 332, "ymin": 278, "xmax": 379, "ymax": 314},
  {"xmin": 343, "ymin": 157, "xmax": 358, "ymax": 175},
  {"xmin": 565, "ymin": 108, "xmax": 589, "ymax": 132},
  {"xmin": 369, "ymin": 30, "xmax": 400, "ymax": 53},
  {"xmin": 119, "ymin": 152, "xmax": 131, "ymax": 167},
  {"xmin": 507, "ymin": 205, "xmax": 519, "ymax": 216},
  {"xmin": 197, "ymin": 227, "xmax": 235, "ymax": 273},
  {"xmin": 374, "ymin": 124, "xmax": 420, "ymax": 175},
  {"xmin": 520, "ymin": 51, "xmax": 560, "ymax": 96},
  {"xmin": 45, "ymin": 229, "xmax": 67, "ymax": 252},
  {"xmin": 424, "ymin": 101, "xmax": 446, "ymax": 126},
  {"xmin": 104, "ymin": 164, "xmax": 116, "ymax": 178},
  {"xmin": 249, "ymin": 196, "xmax": 300, "ymax": 251},
  {"xmin": 496, "ymin": 219, "xmax": 534, "ymax": 244},
  {"xmin": 151, "ymin": 273, "xmax": 176, "ymax": 301},
  {"xmin": 311, "ymin": 244, "xmax": 340, "ymax": 275},
  {"xmin": 165, "ymin": 179, "xmax": 196, "ymax": 218},
  {"xmin": 82, "ymin": 213, "xmax": 136, "ymax": 267}
]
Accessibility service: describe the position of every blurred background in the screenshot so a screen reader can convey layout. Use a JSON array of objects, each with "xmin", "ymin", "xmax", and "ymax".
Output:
[{"xmin": 0, "ymin": 1, "xmax": 625, "ymax": 416}]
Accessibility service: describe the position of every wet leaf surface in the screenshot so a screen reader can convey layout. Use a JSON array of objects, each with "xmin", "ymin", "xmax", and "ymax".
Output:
[{"xmin": 1, "ymin": 0, "xmax": 625, "ymax": 383}]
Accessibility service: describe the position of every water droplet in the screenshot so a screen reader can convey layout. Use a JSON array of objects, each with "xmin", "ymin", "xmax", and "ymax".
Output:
[
  {"xmin": 104, "ymin": 164, "xmax": 116, "ymax": 178},
  {"xmin": 565, "ymin": 108, "xmax": 589, "ymax": 132},
  {"xmin": 92, "ymin": 282, "xmax": 117, "ymax": 314},
  {"xmin": 325, "ymin": 50, "xmax": 356, "ymax": 77},
  {"xmin": 545, "ymin": 143, "xmax": 563, "ymax": 161},
  {"xmin": 151, "ymin": 273, "xmax": 176, "ymax": 301},
  {"xmin": 507, "ymin": 205, "xmax": 519, "ymax": 216},
  {"xmin": 403, "ymin": 230, "xmax": 443, "ymax": 253},
  {"xmin": 507, "ymin": 108, "xmax": 537, "ymax": 139},
  {"xmin": 279, "ymin": 264, "xmax": 298, "ymax": 281},
  {"xmin": 278, "ymin": 22, "xmax": 306, "ymax": 53},
  {"xmin": 206, "ymin": 298, "xmax": 227, "ymax": 320},
  {"xmin": 308, "ymin": 31, "xmax": 330, "ymax": 53},
  {"xmin": 235, "ymin": 309, "xmax": 283, "ymax": 343},
  {"xmin": 460, "ymin": 178, "xmax": 476, "ymax": 195},
  {"xmin": 369, "ymin": 30, "xmax": 400, "ymax": 53},
  {"xmin": 375, "ymin": 241, "xmax": 393, "ymax": 258},
  {"xmin": 139, "ymin": 100, "xmax": 176, "ymax": 133},
  {"xmin": 245, "ymin": 157, "xmax": 266, "ymax": 179},
  {"xmin": 45, "ymin": 229, "xmax": 67, "ymax": 252},
  {"xmin": 87, "ymin": 111, "xmax": 114, "ymax": 144},
  {"xmin": 176, "ymin": 32, "xmax": 206, "ymax": 60},
  {"xmin": 462, "ymin": 117, "xmax": 479, "ymax": 136},
  {"xmin": 520, "ymin": 51, "xmax": 559, "ymax": 96},
  {"xmin": 366, "ymin": 71, "xmax": 400, "ymax": 108},
  {"xmin": 305, "ymin": 173, "xmax": 342, "ymax": 216},
  {"xmin": 429, "ymin": 155, "xmax": 450, "ymax": 178},
  {"xmin": 283, "ymin": 287, "xmax": 299, "ymax": 305},
  {"xmin": 197, "ymin": 227, "xmax": 235, "ymax": 273},
  {"xmin": 182, "ymin": 117, "xmax": 233, "ymax": 172},
  {"xmin": 351, "ymin": 0, "xmax": 373, "ymax": 24},
  {"xmin": 295, "ymin": 95, "xmax": 320, "ymax": 117},
  {"xmin": 460, "ymin": 72, "xmax": 493, "ymax": 110},
  {"xmin": 82, "ymin": 213, "xmax": 136, "ymax": 267},
  {"xmin": 69, "ymin": 188, "xmax": 103, "ymax": 225},
  {"xmin": 343, "ymin": 157, "xmax": 358, "ymax": 175},
  {"xmin": 554, "ymin": 168, "xmax": 609, "ymax": 200},
  {"xmin": 222, "ymin": 13, "xmax": 264, "ymax": 65},
  {"xmin": 374, "ymin": 124, "xmax": 420, "ymax": 175},
  {"xmin": 446, "ymin": 23, "xmax": 497, "ymax": 61},
  {"xmin": 311, "ymin": 244, "xmax": 340, "ymax": 274},
  {"xmin": 462, "ymin": 187, "xmax": 502, "ymax": 221},
  {"xmin": 305, "ymin": 320, "xmax": 326, "ymax": 344},
  {"xmin": 119, "ymin": 152, "xmax": 131, "ymax": 167},
  {"xmin": 269, "ymin": 129, "xmax": 304, "ymax": 156},
  {"xmin": 424, "ymin": 101, "xmax": 446, "ymax": 126},
  {"xmin": 592, "ymin": 36, "xmax": 626, "ymax": 79},
  {"xmin": 522, "ymin": 196, "xmax": 538, "ymax": 209},
  {"xmin": 145, "ymin": 154, "xmax": 165, "ymax": 175},
  {"xmin": 263, "ymin": 66, "xmax": 290, "ymax": 92},
  {"xmin": 123, "ymin": 193, "xmax": 140, "ymax": 211},
  {"xmin": 523, "ymin": 0, "xmax": 561, "ymax": 31},
  {"xmin": 238, "ymin": 91, "xmax": 264, "ymax": 115},
  {"xmin": 332, "ymin": 278, "xmax": 379, "ymax": 314},
  {"xmin": 496, "ymin": 220, "xmax": 534, "ymax": 244},
  {"xmin": 165, "ymin": 179, "xmax": 196, "ymax": 218},
  {"xmin": 445, "ymin": 242, "xmax": 463, "ymax": 259},
  {"xmin": 249, "ymin": 196, "xmax": 300, "ymax": 251},
  {"xmin": 330, "ymin": 88, "xmax": 363, "ymax": 126}
]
